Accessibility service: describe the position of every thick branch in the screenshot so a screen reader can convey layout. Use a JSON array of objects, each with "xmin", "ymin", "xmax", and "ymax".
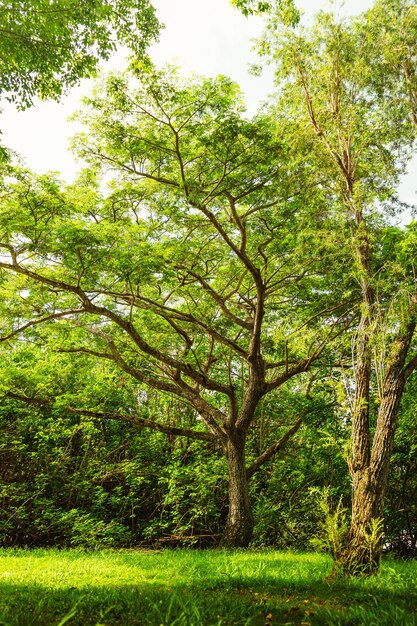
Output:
[
  {"xmin": 57, "ymin": 347, "xmax": 114, "ymax": 360},
  {"xmin": 68, "ymin": 408, "xmax": 217, "ymax": 442},
  {"xmin": 0, "ymin": 258, "xmax": 234, "ymax": 399},
  {"xmin": 246, "ymin": 416, "xmax": 304, "ymax": 479},
  {"xmin": 370, "ymin": 307, "xmax": 417, "ymax": 479},
  {"xmin": 2, "ymin": 391, "xmax": 217, "ymax": 442},
  {"xmin": 225, "ymin": 192, "xmax": 246, "ymax": 253},
  {"xmin": 2, "ymin": 391, "xmax": 50, "ymax": 408},
  {"xmin": 295, "ymin": 57, "xmax": 354, "ymax": 194},
  {"xmin": 80, "ymin": 327, "xmax": 228, "ymax": 439},
  {"xmin": 192, "ymin": 201, "xmax": 262, "ymax": 288},
  {"xmin": 265, "ymin": 357, "xmax": 312, "ymax": 393},
  {"xmin": 91, "ymin": 287, "xmax": 248, "ymax": 359},
  {"xmin": 403, "ymin": 58, "xmax": 417, "ymax": 130}
]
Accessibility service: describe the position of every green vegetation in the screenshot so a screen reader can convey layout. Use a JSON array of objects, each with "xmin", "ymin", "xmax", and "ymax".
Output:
[
  {"xmin": 1, "ymin": 0, "xmax": 417, "ymax": 580},
  {"xmin": 0, "ymin": 0, "xmax": 159, "ymax": 106},
  {"xmin": 1, "ymin": 549, "xmax": 417, "ymax": 625}
]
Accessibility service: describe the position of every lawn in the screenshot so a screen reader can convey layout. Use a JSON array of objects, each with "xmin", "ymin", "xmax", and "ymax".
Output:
[{"xmin": 0, "ymin": 549, "xmax": 416, "ymax": 625}]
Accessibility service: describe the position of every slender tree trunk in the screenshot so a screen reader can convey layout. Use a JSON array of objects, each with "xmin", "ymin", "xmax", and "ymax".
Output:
[
  {"xmin": 338, "ymin": 323, "xmax": 415, "ymax": 576},
  {"xmin": 220, "ymin": 430, "xmax": 254, "ymax": 548},
  {"xmin": 342, "ymin": 380, "xmax": 405, "ymax": 575},
  {"xmin": 343, "ymin": 468, "xmax": 386, "ymax": 576}
]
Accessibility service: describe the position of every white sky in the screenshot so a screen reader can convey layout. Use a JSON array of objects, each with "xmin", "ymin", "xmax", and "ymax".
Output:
[{"xmin": 0, "ymin": 0, "xmax": 415, "ymax": 207}]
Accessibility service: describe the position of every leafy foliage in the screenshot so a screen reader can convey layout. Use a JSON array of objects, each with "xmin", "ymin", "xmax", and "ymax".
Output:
[{"xmin": 0, "ymin": 0, "xmax": 159, "ymax": 106}]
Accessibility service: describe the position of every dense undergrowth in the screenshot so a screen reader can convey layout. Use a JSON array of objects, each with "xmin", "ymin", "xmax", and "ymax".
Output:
[
  {"xmin": 2, "ymin": 394, "xmax": 416, "ymax": 556},
  {"xmin": 0, "ymin": 549, "xmax": 416, "ymax": 625}
]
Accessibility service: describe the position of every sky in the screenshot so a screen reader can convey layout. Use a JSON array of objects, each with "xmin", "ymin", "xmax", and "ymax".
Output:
[{"xmin": 0, "ymin": 0, "xmax": 415, "ymax": 207}]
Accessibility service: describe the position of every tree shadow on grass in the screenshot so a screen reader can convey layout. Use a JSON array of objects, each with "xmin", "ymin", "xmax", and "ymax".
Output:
[{"xmin": 1, "ymin": 573, "xmax": 417, "ymax": 626}]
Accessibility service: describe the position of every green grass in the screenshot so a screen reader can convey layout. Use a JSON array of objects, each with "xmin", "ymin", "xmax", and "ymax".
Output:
[{"xmin": 0, "ymin": 549, "xmax": 416, "ymax": 625}]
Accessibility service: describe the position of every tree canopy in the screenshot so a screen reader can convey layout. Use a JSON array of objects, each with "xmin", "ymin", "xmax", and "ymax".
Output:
[
  {"xmin": 0, "ymin": 0, "xmax": 159, "ymax": 106},
  {"xmin": 0, "ymin": 65, "xmax": 352, "ymax": 546}
]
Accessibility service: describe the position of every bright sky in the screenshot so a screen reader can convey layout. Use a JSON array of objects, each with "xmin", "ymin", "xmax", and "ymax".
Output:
[{"xmin": 0, "ymin": 0, "xmax": 415, "ymax": 207}]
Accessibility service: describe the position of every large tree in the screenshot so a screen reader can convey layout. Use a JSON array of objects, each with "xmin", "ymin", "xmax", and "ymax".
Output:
[
  {"xmin": 254, "ymin": 0, "xmax": 417, "ymax": 574},
  {"xmin": 0, "ymin": 0, "xmax": 159, "ymax": 106},
  {"xmin": 0, "ymin": 68, "xmax": 351, "ymax": 546}
]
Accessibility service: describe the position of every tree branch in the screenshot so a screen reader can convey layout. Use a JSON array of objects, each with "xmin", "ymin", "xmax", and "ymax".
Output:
[
  {"xmin": 173, "ymin": 267, "xmax": 252, "ymax": 331},
  {"xmin": 246, "ymin": 415, "xmax": 304, "ymax": 479},
  {"xmin": 0, "ymin": 308, "xmax": 84, "ymax": 343},
  {"xmin": 265, "ymin": 357, "xmax": 312, "ymax": 393},
  {"xmin": 67, "ymin": 408, "xmax": 217, "ymax": 442},
  {"xmin": 0, "ymin": 257, "xmax": 234, "ymax": 399},
  {"xmin": 78, "ymin": 326, "xmax": 228, "ymax": 439},
  {"xmin": 1, "ymin": 391, "xmax": 217, "ymax": 443},
  {"xmin": 404, "ymin": 353, "xmax": 417, "ymax": 380}
]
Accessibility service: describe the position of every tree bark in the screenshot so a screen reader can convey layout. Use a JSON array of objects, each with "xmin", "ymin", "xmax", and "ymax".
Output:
[
  {"xmin": 342, "ymin": 468, "xmax": 384, "ymax": 576},
  {"xmin": 341, "ymin": 382, "xmax": 405, "ymax": 576},
  {"xmin": 337, "ymin": 319, "xmax": 416, "ymax": 576},
  {"xmin": 220, "ymin": 430, "xmax": 254, "ymax": 548}
]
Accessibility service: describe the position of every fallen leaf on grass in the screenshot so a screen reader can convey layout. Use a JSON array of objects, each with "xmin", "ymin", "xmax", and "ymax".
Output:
[{"xmin": 284, "ymin": 606, "xmax": 301, "ymax": 616}]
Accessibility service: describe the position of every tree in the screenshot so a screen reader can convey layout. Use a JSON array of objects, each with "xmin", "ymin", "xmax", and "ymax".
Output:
[
  {"xmin": 255, "ymin": 0, "xmax": 417, "ymax": 574},
  {"xmin": 0, "ymin": 0, "xmax": 159, "ymax": 107},
  {"xmin": 0, "ymin": 67, "xmax": 352, "ymax": 547}
]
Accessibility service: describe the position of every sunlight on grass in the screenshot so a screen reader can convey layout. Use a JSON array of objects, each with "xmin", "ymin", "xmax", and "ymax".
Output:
[{"xmin": 0, "ymin": 549, "xmax": 416, "ymax": 625}]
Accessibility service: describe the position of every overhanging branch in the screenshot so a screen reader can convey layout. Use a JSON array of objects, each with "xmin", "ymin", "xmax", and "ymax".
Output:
[
  {"xmin": 68, "ymin": 408, "xmax": 217, "ymax": 442},
  {"xmin": 1, "ymin": 391, "xmax": 217, "ymax": 442}
]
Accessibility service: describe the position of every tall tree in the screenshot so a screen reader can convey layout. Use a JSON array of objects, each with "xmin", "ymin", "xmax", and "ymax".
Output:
[
  {"xmin": 255, "ymin": 0, "xmax": 417, "ymax": 574},
  {"xmin": 0, "ymin": 68, "xmax": 351, "ymax": 546},
  {"xmin": 0, "ymin": 0, "xmax": 159, "ymax": 107}
]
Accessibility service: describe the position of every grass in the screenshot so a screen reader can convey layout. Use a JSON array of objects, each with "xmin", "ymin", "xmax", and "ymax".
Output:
[{"xmin": 0, "ymin": 548, "xmax": 416, "ymax": 625}]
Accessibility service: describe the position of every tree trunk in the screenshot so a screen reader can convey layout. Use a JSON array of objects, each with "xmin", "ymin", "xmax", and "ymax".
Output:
[
  {"xmin": 340, "ymin": 467, "xmax": 385, "ymax": 576},
  {"xmin": 336, "ymin": 326, "xmax": 414, "ymax": 576},
  {"xmin": 341, "ymin": 383, "xmax": 403, "ymax": 576},
  {"xmin": 220, "ymin": 431, "xmax": 254, "ymax": 548}
]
